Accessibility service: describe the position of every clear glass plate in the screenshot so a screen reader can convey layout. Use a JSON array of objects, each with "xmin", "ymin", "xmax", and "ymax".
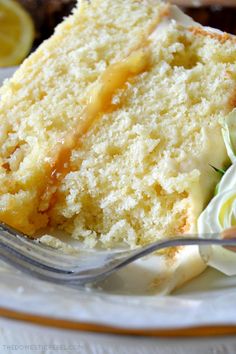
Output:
[
  {"xmin": 1, "ymin": 67, "xmax": 236, "ymax": 335},
  {"xmin": 1, "ymin": 256, "xmax": 236, "ymax": 332}
]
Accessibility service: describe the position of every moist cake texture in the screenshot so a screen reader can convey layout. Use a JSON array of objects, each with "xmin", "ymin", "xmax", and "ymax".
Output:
[
  {"xmin": 0, "ymin": 0, "xmax": 236, "ymax": 248},
  {"xmin": 0, "ymin": 0, "xmax": 167, "ymax": 234}
]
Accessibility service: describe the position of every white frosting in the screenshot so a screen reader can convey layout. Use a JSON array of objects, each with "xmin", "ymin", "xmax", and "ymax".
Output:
[
  {"xmin": 221, "ymin": 108, "xmax": 236, "ymax": 164},
  {"xmin": 198, "ymin": 163, "xmax": 236, "ymax": 276},
  {"xmin": 197, "ymin": 104, "xmax": 236, "ymax": 275}
]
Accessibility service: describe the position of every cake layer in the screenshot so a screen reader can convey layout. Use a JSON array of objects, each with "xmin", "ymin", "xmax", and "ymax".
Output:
[
  {"xmin": 49, "ymin": 17, "xmax": 236, "ymax": 248},
  {"xmin": 0, "ymin": 0, "xmax": 167, "ymax": 234},
  {"xmin": 1, "ymin": 1, "xmax": 236, "ymax": 249}
]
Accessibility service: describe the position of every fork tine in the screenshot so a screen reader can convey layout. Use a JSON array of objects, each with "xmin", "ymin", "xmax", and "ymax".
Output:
[{"xmin": 1, "ymin": 221, "xmax": 236, "ymax": 285}]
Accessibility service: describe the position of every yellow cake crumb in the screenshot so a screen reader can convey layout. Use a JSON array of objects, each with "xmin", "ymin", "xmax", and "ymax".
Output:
[
  {"xmin": 0, "ymin": 0, "xmax": 168, "ymax": 234},
  {"xmin": 0, "ymin": 1, "xmax": 235, "ymax": 250}
]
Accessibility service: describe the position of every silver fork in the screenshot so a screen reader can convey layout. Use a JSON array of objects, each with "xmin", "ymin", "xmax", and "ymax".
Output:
[{"xmin": 0, "ymin": 222, "xmax": 236, "ymax": 286}]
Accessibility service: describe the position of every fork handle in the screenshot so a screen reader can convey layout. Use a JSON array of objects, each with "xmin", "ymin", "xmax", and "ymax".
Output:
[
  {"xmin": 221, "ymin": 227, "xmax": 236, "ymax": 239},
  {"xmin": 221, "ymin": 227, "xmax": 236, "ymax": 252}
]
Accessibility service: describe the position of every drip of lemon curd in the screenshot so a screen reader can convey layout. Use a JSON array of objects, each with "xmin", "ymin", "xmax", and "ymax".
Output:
[{"xmin": 39, "ymin": 48, "xmax": 151, "ymax": 213}]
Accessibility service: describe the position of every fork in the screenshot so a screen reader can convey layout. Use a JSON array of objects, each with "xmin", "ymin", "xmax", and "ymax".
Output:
[{"xmin": 0, "ymin": 222, "xmax": 236, "ymax": 286}]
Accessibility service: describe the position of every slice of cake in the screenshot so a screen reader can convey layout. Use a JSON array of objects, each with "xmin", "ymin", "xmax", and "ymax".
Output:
[
  {"xmin": 50, "ymin": 14, "xmax": 235, "ymax": 248},
  {"xmin": 0, "ymin": 0, "xmax": 235, "ymax": 253},
  {"xmin": 0, "ymin": 0, "xmax": 168, "ymax": 234}
]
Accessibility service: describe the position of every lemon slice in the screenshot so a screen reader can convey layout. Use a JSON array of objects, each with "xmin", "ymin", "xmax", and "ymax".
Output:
[{"xmin": 0, "ymin": 0, "xmax": 34, "ymax": 67}]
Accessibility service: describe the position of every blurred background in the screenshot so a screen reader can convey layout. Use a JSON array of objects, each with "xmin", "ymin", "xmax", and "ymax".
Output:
[
  {"xmin": 1, "ymin": 0, "xmax": 236, "ymax": 67},
  {"xmin": 17, "ymin": 0, "xmax": 236, "ymax": 44},
  {"xmin": 17, "ymin": 0, "xmax": 77, "ymax": 47}
]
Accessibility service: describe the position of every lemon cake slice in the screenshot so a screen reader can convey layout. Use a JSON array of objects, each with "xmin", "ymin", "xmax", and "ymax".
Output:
[
  {"xmin": 0, "ymin": 0, "xmax": 235, "ymax": 253},
  {"xmin": 0, "ymin": 0, "xmax": 168, "ymax": 234},
  {"xmin": 49, "ymin": 14, "xmax": 235, "ymax": 248}
]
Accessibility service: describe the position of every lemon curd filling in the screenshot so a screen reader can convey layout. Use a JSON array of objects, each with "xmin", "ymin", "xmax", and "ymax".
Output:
[{"xmin": 40, "ymin": 48, "xmax": 151, "ymax": 212}]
